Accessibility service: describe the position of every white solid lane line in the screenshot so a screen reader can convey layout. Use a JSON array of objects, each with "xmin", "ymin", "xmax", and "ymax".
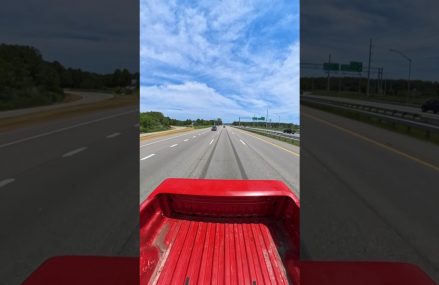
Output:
[
  {"xmin": 239, "ymin": 139, "xmax": 246, "ymax": 145},
  {"xmin": 140, "ymin": 154, "xmax": 155, "ymax": 161},
  {"xmin": 106, "ymin": 132, "xmax": 121, "ymax": 138},
  {"xmin": 184, "ymin": 139, "xmax": 189, "ymax": 142},
  {"xmin": 170, "ymin": 144, "xmax": 178, "ymax": 148},
  {"xmin": 209, "ymin": 139, "xmax": 214, "ymax": 145},
  {"xmin": 0, "ymin": 110, "xmax": 136, "ymax": 149},
  {"xmin": 62, "ymin": 147, "xmax": 87, "ymax": 158},
  {"xmin": 0, "ymin": 178, "xmax": 15, "ymax": 188}
]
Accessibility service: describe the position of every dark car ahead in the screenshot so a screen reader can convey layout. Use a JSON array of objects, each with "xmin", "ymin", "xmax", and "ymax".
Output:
[
  {"xmin": 421, "ymin": 99, "xmax": 439, "ymax": 113},
  {"xmin": 211, "ymin": 126, "xmax": 217, "ymax": 131},
  {"xmin": 283, "ymin": 129, "xmax": 294, "ymax": 134}
]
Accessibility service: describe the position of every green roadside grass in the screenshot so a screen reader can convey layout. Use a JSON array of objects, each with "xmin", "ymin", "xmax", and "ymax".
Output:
[
  {"xmin": 140, "ymin": 126, "xmax": 171, "ymax": 133},
  {"xmin": 193, "ymin": 125, "xmax": 212, "ymax": 129},
  {"xmin": 0, "ymin": 94, "xmax": 136, "ymax": 131},
  {"xmin": 311, "ymin": 90, "xmax": 433, "ymax": 107}
]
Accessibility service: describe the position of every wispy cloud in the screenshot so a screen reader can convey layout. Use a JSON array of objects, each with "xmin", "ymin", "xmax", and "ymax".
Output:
[{"xmin": 140, "ymin": 0, "xmax": 299, "ymax": 123}]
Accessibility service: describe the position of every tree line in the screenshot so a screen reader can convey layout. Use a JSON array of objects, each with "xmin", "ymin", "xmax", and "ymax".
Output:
[
  {"xmin": 232, "ymin": 121, "xmax": 299, "ymax": 130},
  {"xmin": 0, "ymin": 44, "xmax": 138, "ymax": 110},
  {"xmin": 140, "ymin": 111, "xmax": 222, "ymax": 133}
]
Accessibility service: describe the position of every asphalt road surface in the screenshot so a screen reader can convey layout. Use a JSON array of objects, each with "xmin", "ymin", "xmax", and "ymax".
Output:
[
  {"xmin": 0, "ymin": 106, "xmax": 139, "ymax": 284},
  {"xmin": 301, "ymin": 105, "xmax": 439, "ymax": 282},
  {"xmin": 139, "ymin": 126, "xmax": 300, "ymax": 202}
]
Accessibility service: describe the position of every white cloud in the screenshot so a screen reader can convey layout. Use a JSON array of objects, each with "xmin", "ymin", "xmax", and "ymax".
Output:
[
  {"xmin": 140, "ymin": 81, "xmax": 250, "ymax": 120},
  {"xmin": 140, "ymin": 0, "xmax": 300, "ymax": 123}
]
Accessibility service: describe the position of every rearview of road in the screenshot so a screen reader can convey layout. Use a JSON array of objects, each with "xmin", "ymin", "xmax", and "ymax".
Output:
[
  {"xmin": 0, "ymin": 96, "xmax": 139, "ymax": 284},
  {"xmin": 140, "ymin": 126, "xmax": 300, "ymax": 202}
]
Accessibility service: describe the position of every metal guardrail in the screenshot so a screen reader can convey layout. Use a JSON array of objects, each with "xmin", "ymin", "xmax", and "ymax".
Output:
[
  {"xmin": 302, "ymin": 96, "xmax": 439, "ymax": 126},
  {"xmin": 301, "ymin": 97, "xmax": 439, "ymax": 138},
  {"xmin": 234, "ymin": 126, "xmax": 301, "ymax": 142}
]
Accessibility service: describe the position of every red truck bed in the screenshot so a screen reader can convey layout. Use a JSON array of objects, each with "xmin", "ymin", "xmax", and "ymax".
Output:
[
  {"xmin": 22, "ymin": 178, "xmax": 436, "ymax": 284},
  {"xmin": 140, "ymin": 179, "xmax": 300, "ymax": 285}
]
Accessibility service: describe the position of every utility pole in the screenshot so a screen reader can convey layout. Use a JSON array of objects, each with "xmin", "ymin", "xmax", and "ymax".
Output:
[
  {"xmin": 376, "ymin": 68, "xmax": 381, "ymax": 94},
  {"xmin": 366, "ymin": 38, "xmax": 372, "ymax": 96},
  {"xmin": 408, "ymin": 59, "xmax": 412, "ymax": 100},
  {"xmin": 266, "ymin": 108, "xmax": 269, "ymax": 128},
  {"xmin": 326, "ymin": 54, "xmax": 331, "ymax": 93},
  {"xmin": 389, "ymin": 48, "xmax": 412, "ymax": 103},
  {"xmin": 384, "ymin": 77, "xmax": 387, "ymax": 96}
]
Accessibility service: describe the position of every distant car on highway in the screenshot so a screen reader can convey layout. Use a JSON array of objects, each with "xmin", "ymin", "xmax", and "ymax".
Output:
[
  {"xmin": 283, "ymin": 129, "xmax": 294, "ymax": 134},
  {"xmin": 421, "ymin": 99, "xmax": 439, "ymax": 113},
  {"xmin": 211, "ymin": 126, "xmax": 217, "ymax": 131}
]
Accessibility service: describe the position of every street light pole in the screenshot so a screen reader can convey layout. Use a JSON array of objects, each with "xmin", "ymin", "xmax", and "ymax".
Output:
[
  {"xmin": 327, "ymin": 54, "xmax": 331, "ymax": 93},
  {"xmin": 389, "ymin": 49, "xmax": 412, "ymax": 103},
  {"xmin": 408, "ymin": 58, "xmax": 412, "ymax": 100}
]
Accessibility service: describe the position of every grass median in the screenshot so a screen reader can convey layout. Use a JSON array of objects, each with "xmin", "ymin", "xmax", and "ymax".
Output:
[
  {"xmin": 140, "ymin": 126, "xmax": 205, "ymax": 141},
  {"xmin": 0, "ymin": 94, "xmax": 137, "ymax": 131},
  {"xmin": 311, "ymin": 90, "xmax": 430, "ymax": 107}
]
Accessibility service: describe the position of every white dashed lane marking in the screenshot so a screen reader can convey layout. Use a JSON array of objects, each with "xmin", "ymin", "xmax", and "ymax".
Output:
[
  {"xmin": 140, "ymin": 154, "xmax": 155, "ymax": 161},
  {"xmin": 170, "ymin": 144, "xmax": 178, "ymax": 148},
  {"xmin": 106, "ymin": 132, "xmax": 120, "ymax": 138},
  {"xmin": 62, "ymin": 147, "xmax": 87, "ymax": 158},
  {"xmin": 0, "ymin": 178, "xmax": 15, "ymax": 188}
]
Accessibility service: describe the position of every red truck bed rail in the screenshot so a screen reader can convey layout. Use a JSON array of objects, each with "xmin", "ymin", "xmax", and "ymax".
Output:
[{"xmin": 140, "ymin": 178, "xmax": 300, "ymax": 284}]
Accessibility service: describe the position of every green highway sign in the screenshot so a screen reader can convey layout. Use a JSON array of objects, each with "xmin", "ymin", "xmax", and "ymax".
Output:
[
  {"xmin": 350, "ymin": 61, "xmax": 362, "ymax": 72},
  {"xmin": 323, "ymin": 63, "xmax": 339, "ymax": 71},
  {"xmin": 340, "ymin": 64, "xmax": 350, "ymax": 71},
  {"xmin": 341, "ymin": 61, "xmax": 363, "ymax": 72},
  {"xmin": 323, "ymin": 61, "xmax": 362, "ymax": 72},
  {"xmin": 252, "ymin": 117, "xmax": 265, "ymax": 121}
]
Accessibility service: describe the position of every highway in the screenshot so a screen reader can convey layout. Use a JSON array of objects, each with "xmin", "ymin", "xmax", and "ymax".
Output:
[
  {"xmin": 301, "ymin": 105, "xmax": 439, "ymax": 282},
  {"xmin": 0, "ymin": 106, "xmax": 139, "ymax": 284},
  {"xmin": 139, "ymin": 126, "xmax": 300, "ymax": 202}
]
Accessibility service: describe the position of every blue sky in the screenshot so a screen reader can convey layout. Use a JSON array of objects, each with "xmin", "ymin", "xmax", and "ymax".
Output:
[
  {"xmin": 0, "ymin": 0, "xmax": 138, "ymax": 73},
  {"xmin": 140, "ymin": 0, "xmax": 299, "ymax": 123},
  {"xmin": 301, "ymin": 0, "xmax": 439, "ymax": 81}
]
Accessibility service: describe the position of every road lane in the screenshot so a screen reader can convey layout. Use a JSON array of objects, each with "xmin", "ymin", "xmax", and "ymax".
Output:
[
  {"xmin": 301, "ymin": 105, "xmax": 439, "ymax": 282},
  {"xmin": 0, "ymin": 106, "xmax": 139, "ymax": 284},
  {"xmin": 231, "ymin": 127, "xmax": 300, "ymax": 195},
  {"xmin": 140, "ymin": 126, "xmax": 300, "ymax": 201},
  {"xmin": 0, "ymin": 107, "xmax": 137, "ymax": 181}
]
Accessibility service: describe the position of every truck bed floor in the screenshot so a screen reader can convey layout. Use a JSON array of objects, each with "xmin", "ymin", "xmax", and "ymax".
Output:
[{"xmin": 151, "ymin": 217, "xmax": 289, "ymax": 285}]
